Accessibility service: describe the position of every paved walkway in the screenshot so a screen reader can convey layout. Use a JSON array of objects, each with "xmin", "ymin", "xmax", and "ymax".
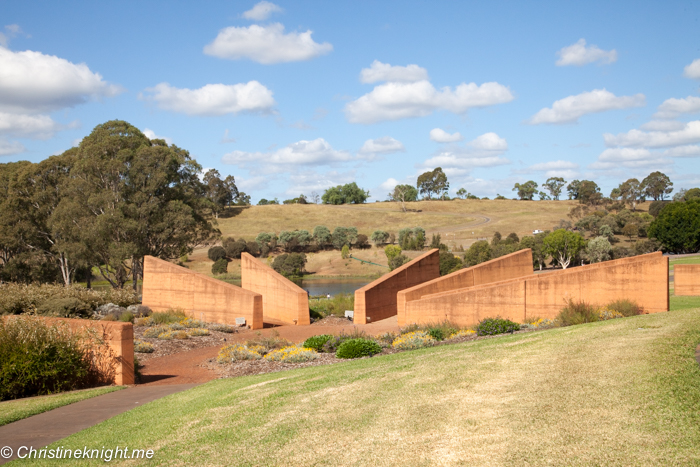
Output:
[{"xmin": 0, "ymin": 384, "xmax": 197, "ymax": 465}]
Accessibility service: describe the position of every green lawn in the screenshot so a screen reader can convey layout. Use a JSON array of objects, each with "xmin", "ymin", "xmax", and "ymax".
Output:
[
  {"xmin": 0, "ymin": 386, "xmax": 123, "ymax": 427},
  {"xmin": 17, "ymin": 309, "xmax": 700, "ymax": 466},
  {"xmin": 669, "ymin": 254, "xmax": 700, "ymax": 271}
]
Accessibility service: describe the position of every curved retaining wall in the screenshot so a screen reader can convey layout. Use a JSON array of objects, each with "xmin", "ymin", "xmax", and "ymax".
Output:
[
  {"xmin": 397, "ymin": 249, "xmax": 533, "ymax": 326},
  {"xmin": 142, "ymin": 256, "xmax": 263, "ymax": 329},
  {"xmin": 241, "ymin": 253, "xmax": 310, "ymax": 325},
  {"xmin": 674, "ymin": 264, "xmax": 700, "ymax": 296},
  {"xmin": 404, "ymin": 252, "xmax": 668, "ymax": 327},
  {"xmin": 354, "ymin": 249, "xmax": 440, "ymax": 324}
]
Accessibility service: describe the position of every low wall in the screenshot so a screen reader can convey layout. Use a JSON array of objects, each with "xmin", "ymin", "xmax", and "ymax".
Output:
[
  {"xmin": 354, "ymin": 249, "xmax": 440, "ymax": 324},
  {"xmin": 241, "ymin": 253, "xmax": 310, "ymax": 325},
  {"xmin": 674, "ymin": 264, "xmax": 700, "ymax": 296},
  {"xmin": 3, "ymin": 316, "xmax": 134, "ymax": 386},
  {"xmin": 142, "ymin": 256, "xmax": 263, "ymax": 329},
  {"xmin": 404, "ymin": 252, "xmax": 668, "ymax": 327},
  {"xmin": 397, "ymin": 249, "xmax": 533, "ymax": 326}
]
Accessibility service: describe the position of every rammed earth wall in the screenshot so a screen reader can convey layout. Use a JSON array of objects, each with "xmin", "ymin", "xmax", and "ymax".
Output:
[
  {"xmin": 142, "ymin": 256, "xmax": 263, "ymax": 329},
  {"xmin": 403, "ymin": 252, "xmax": 668, "ymax": 327},
  {"xmin": 673, "ymin": 264, "xmax": 700, "ymax": 296}
]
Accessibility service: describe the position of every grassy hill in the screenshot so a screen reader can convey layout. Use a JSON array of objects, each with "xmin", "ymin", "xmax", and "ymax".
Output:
[{"xmin": 27, "ymin": 308, "xmax": 700, "ymax": 466}]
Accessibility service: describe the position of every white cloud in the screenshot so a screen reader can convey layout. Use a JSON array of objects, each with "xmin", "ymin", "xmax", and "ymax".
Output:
[
  {"xmin": 529, "ymin": 160, "xmax": 579, "ymax": 171},
  {"xmin": 203, "ymin": 23, "xmax": 332, "ymax": 64},
  {"xmin": 0, "ymin": 47, "xmax": 121, "ymax": 114},
  {"xmin": 0, "ymin": 137, "xmax": 25, "ymax": 156},
  {"xmin": 346, "ymin": 79, "xmax": 514, "ymax": 124},
  {"xmin": 222, "ymin": 138, "xmax": 352, "ymax": 167},
  {"xmin": 0, "ymin": 112, "xmax": 66, "ymax": 139},
  {"xmin": 359, "ymin": 60, "xmax": 429, "ymax": 84},
  {"xmin": 555, "ymin": 39, "xmax": 617, "ymax": 66},
  {"xmin": 663, "ymin": 145, "xmax": 700, "ymax": 157},
  {"xmin": 242, "ymin": 1, "xmax": 283, "ymax": 21},
  {"xmin": 604, "ymin": 121, "xmax": 700, "ymax": 148},
  {"xmin": 379, "ymin": 178, "xmax": 399, "ymax": 191},
  {"xmin": 141, "ymin": 82, "xmax": 275, "ymax": 116},
  {"xmin": 220, "ymin": 129, "xmax": 236, "ymax": 143},
  {"xmin": 285, "ymin": 170, "xmax": 356, "ymax": 195},
  {"xmin": 653, "ymin": 96, "xmax": 700, "ymax": 119},
  {"xmin": 684, "ymin": 58, "xmax": 700, "ymax": 79},
  {"xmin": 0, "ymin": 24, "xmax": 26, "ymax": 48},
  {"xmin": 590, "ymin": 147, "xmax": 670, "ymax": 170},
  {"xmin": 423, "ymin": 132, "xmax": 510, "ymax": 169},
  {"xmin": 359, "ymin": 136, "xmax": 404, "ymax": 155},
  {"xmin": 640, "ymin": 120, "xmax": 687, "ymax": 131},
  {"xmin": 142, "ymin": 128, "xmax": 173, "ymax": 145},
  {"xmin": 517, "ymin": 160, "xmax": 579, "ymax": 180},
  {"xmin": 430, "ymin": 128, "xmax": 463, "ymax": 143},
  {"xmin": 528, "ymin": 89, "xmax": 645, "ymax": 125}
]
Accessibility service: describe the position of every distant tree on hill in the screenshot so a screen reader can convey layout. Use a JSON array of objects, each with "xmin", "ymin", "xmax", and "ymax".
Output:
[
  {"xmin": 642, "ymin": 171, "xmax": 673, "ymax": 201},
  {"xmin": 543, "ymin": 229, "xmax": 585, "ymax": 269},
  {"xmin": 512, "ymin": 181, "xmax": 538, "ymax": 200},
  {"xmin": 543, "ymin": 177, "xmax": 566, "ymax": 200},
  {"xmin": 322, "ymin": 183, "xmax": 369, "ymax": 204},
  {"xmin": 389, "ymin": 184, "xmax": 418, "ymax": 212},
  {"xmin": 417, "ymin": 167, "xmax": 449, "ymax": 200}
]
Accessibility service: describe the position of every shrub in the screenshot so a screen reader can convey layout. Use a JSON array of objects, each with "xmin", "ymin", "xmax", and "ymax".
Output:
[
  {"xmin": 168, "ymin": 322, "xmax": 186, "ymax": 330},
  {"xmin": 556, "ymin": 300, "xmax": 599, "ymax": 326},
  {"xmin": 143, "ymin": 325, "xmax": 169, "ymax": 338},
  {"xmin": 119, "ymin": 312, "xmax": 134, "ymax": 323},
  {"xmin": 133, "ymin": 340, "xmax": 154, "ymax": 353},
  {"xmin": 157, "ymin": 330, "xmax": 188, "ymax": 340},
  {"xmin": 0, "ymin": 316, "xmax": 109, "ymax": 400},
  {"xmin": 427, "ymin": 328, "xmax": 445, "ymax": 341},
  {"xmin": 180, "ymin": 317, "xmax": 206, "ymax": 328},
  {"xmin": 336, "ymin": 338, "xmax": 382, "ymax": 359},
  {"xmin": 134, "ymin": 317, "xmax": 155, "ymax": 327},
  {"xmin": 209, "ymin": 323, "xmax": 235, "ymax": 333},
  {"xmin": 245, "ymin": 331, "xmax": 292, "ymax": 354},
  {"xmin": 217, "ymin": 344, "xmax": 262, "ymax": 363},
  {"xmin": 376, "ymin": 331, "xmax": 398, "ymax": 345},
  {"xmin": 188, "ymin": 328, "xmax": 210, "ymax": 337},
  {"xmin": 447, "ymin": 329, "xmax": 476, "ymax": 339},
  {"xmin": 392, "ymin": 331, "xmax": 435, "ymax": 350},
  {"xmin": 36, "ymin": 297, "xmax": 92, "ymax": 319},
  {"xmin": 151, "ymin": 309, "xmax": 187, "ymax": 325},
  {"xmin": 607, "ymin": 299, "xmax": 644, "ymax": 317},
  {"xmin": 476, "ymin": 317, "xmax": 520, "ymax": 336},
  {"xmin": 208, "ymin": 246, "xmax": 227, "ymax": 262},
  {"xmin": 303, "ymin": 334, "xmax": 333, "ymax": 352},
  {"xmin": 597, "ymin": 308, "xmax": 624, "ymax": 320},
  {"xmin": 212, "ymin": 258, "xmax": 228, "ymax": 275},
  {"xmin": 389, "ymin": 254, "xmax": 410, "ymax": 271},
  {"xmin": 263, "ymin": 346, "xmax": 318, "ymax": 363},
  {"xmin": 0, "ymin": 283, "xmax": 138, "ymax": 316},
  {"xmin": 309, "ymin": 293, "xmax": 354, "ymax": 317},
  {"xmin": 522, "ymin": 317, "xmax": 556, "ymax": 329},
  {"xmin": 322, "ymin": 330, "xmax": 367, "ymax": 353}
]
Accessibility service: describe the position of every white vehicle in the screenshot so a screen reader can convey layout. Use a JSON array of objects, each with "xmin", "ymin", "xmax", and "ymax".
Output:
[{"xmin": 532, "ymin": 229, "xmax": 544, "ymax": 235}]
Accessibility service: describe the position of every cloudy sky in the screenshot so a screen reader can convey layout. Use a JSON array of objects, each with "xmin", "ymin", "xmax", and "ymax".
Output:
[{"xmin": 2, "ymin": 1, "xmax": 700, "ymax": 201}]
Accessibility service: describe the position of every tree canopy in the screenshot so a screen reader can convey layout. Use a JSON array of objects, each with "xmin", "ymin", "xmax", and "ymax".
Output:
[
  {"xmin": 512, "ymin": 181, "xmax": 538, "ymax": 200},
  {"xmin": 321, "ymin": 183, "xmax": 369, "ymax": 204},
  {"xmin": 647, "ymin": 199, "xmax": 700, "ymax": 253},
  {"xmin": 417, "ymin": 167, "xmax": 449, "ymax": 200}
]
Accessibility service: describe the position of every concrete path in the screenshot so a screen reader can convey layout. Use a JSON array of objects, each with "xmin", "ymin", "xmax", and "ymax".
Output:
[{"xmin": 0, "ymin": 384, "xmax": 197, "ymax": 465}]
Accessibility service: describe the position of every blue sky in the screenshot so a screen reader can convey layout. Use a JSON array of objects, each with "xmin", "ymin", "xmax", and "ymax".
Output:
[{"xmin": 1, "ymin": 1, "xmax": 699, "ymax": 202}]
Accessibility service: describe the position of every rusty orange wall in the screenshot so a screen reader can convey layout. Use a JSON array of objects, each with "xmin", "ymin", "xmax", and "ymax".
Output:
[
  {"xmin": 673, "ymin": 264, "xmax": 700, "ymax": 296},
  {"xmin": 241, "ymin": 253, "xmax": 310, "ymax": 325},
  {"xmin": 4, "ymin": 316, "xmax": 134, "ymax": 385},
  {"xmin": 396, "ymin": 249, "xmax": 533, "ymax": 326},
  {"xmin": 142, "ymin": 255, "xmax": 263, "ymax": 329},
  {"xmin": 354, "ymin": 249, "xmax": 440, "ymax": 324},
  {"xmin": 404, "ymin": 252, "xmax": 668, "ymax": 327}
]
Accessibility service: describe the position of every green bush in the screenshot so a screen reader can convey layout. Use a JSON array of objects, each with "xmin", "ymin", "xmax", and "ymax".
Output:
[
  {"xmin": 212, "ymin": 258, "xmax": 228, "ymax": 275},
  {"xmin": 0, "ymin": 283, "xmax": 138, "ymax": 316},
  {"xmin": 476, "ymin": 317, "xmax": 520, "ymax": 336},
  {"xmin": 36, "ymin": 298, "xmax": 92, "ymax": 319},
  {"xmin": 556, "ymin": 300, "xmax": 599, "ymax": 326},
  {"xmin": 607, "ymin": 299, "xmax": 644, "ymax": 317},
  {"xmin": 0, "ymin": 316, "xmax": 107, "ymax": 400},
  {"xmin": 336, "ymin": 338, "xmax": 382, "ymax": 359},
  {"xmin": 321, "ymin": 330, "xmax": 368, "ymax": 353},
  {"xmin": 309, "ymin": 293, "xmax": 354, "ymax": 317},
  {"xmin": 427, "ymin": 328, "xmax": 445, "ymax": 341},
  {"xmin": 208, "ymin": 246, "xmax": 227, "ymax": 262},
  {"xmin": 303, "ymin": 334, "xmax": 333, "ymax": 352},
  {"xmin": 119, "ymin": 311, "xmax": 134, "ymax": 323},
  {"xmin": 151, "ymin": 309, "xmax": 187, "ymax": 325}
]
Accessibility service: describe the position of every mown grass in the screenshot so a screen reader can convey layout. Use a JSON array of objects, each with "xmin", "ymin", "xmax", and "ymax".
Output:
[
  {"xmin": 0, "ymin": 386, "xmax": 123, "ymax": 427},
  {"xmin": 19, "ymin": 309, "xmax": 700, "ymax": 466},
  {"xmin": 669, "ymin": 254, "xmax": 700, "ymax": 272}
]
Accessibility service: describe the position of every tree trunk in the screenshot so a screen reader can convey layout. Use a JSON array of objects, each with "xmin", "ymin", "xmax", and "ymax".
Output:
[{"xmin": 86, "ymin": 267, "xmax": 92, "ymax": 289}]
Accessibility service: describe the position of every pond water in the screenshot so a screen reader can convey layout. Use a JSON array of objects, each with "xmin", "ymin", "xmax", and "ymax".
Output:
[{"xmin": 91, "ymin": 278, "xmax": 372, "ymax": 297}]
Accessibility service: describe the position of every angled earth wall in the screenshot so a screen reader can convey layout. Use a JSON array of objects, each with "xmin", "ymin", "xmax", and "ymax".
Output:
[
  {"xmin": 396, "ymin": 249, "xmax": 533, "ymax": 326},
  {"xmin": 404, "ymin": 252, "xmax": 668, "ymax": 327},
  {"xmin": 674, "ymin": 264, "xmax": 700, "ymax": 296},
  {"xmin": 142, "ymin": 255, "xmax": 263, "ymax": 329},
  {"xmin": 354, "ymin": 248, "xmax": 440, "ymax": 324},
  {"xmin": 241, "ymin": 253, "xmax": 310, "ymax": 326}
]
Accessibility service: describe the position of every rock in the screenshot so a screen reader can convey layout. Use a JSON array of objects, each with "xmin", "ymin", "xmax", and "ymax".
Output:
[
  {"xmin": 127, "ymin": 304, "xmax": 152, "ymax": 317},
  {"xmin": 94, "ymin": 302, "xmax": 126, "ymax": 319}
]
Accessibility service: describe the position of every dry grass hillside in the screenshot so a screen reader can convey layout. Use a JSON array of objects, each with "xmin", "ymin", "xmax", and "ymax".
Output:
[{"xmin": 186, "ymin": 199, "xmax": 585, "ymax": 278}]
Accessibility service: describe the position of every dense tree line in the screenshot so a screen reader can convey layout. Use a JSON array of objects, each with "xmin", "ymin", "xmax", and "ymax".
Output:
[{"xmin": 0, "ymin": 120, "xmax": 221, "ymax": 287}]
